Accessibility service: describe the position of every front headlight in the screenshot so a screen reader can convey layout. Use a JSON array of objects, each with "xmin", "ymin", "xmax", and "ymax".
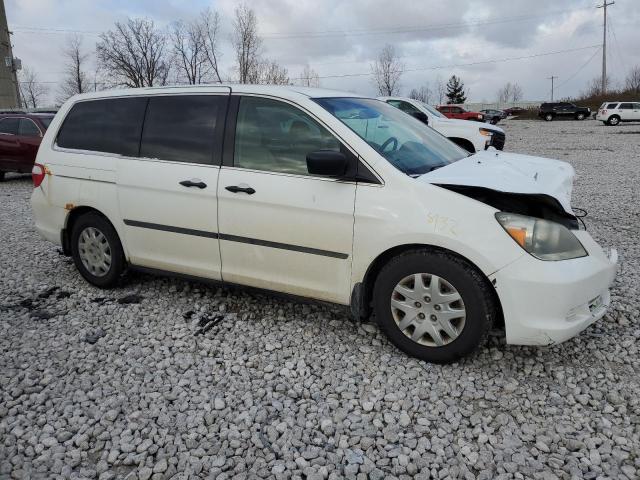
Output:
[
  {"xmin": 479, "ymin": 128, "xmax": 494, "ymax": 137},
  {"xmin": 495, "ymin": 213, "xmax": 587, "ymax": 261}
]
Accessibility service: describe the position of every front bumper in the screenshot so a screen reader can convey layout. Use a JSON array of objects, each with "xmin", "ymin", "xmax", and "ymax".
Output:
[{"xmin": 490, "ymin": 231, "xmax": 618, "ymax": 345}]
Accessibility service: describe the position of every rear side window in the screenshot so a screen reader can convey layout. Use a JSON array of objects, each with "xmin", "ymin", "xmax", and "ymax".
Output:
[
  {"xmin": 619, "ymin": 103, "xmax": 633, "ymax": 109},
  {"xmin": 140, "ymin": 95, "xmax": 225, "ymax": 164},
  {"xmin": 0, "ymin": 117, "xmax": 19, "ymax": 135},
  {"xmin": 57, "ymin": 97, "xmax": 147, "ymax": 156},
  {"xmin": 39, "ymin": 117, "xmax": 53, "ymax": 130},
  {"xmin": 19, "ymin": 119, "xmax": 41, "ymax": 137}
]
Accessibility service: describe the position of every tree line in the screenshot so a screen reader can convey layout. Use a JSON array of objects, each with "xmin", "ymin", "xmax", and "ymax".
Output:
[{"xmin": 18, "ymin": 4, "xmax": 321, "ymax": 108}]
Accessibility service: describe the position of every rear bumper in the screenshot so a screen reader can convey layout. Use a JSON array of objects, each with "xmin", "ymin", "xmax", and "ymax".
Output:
[
  {"xmin": 31, "ymin": 187, "xmax": 65, "ymax": 246},
  {"xmin": 490, "ymin": 232, "xmax": 618, "ymax": 345}
]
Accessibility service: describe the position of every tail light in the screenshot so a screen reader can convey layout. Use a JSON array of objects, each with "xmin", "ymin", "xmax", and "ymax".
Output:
[{"xmin": 32, "ymin": 163, "xmax": 46, "ymax": 187}]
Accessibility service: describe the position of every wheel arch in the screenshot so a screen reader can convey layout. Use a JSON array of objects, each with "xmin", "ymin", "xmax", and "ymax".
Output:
[
  {"xmin": 352, "ymin": 243, "xmax": 504, "ymax": 327},
  {"xmin": 62, "ymin": 206, "xmax": 124, "ymax": 257},
  {"xmin": 448, "ymin": 137, "xmax": 476, "ymax": 153}
]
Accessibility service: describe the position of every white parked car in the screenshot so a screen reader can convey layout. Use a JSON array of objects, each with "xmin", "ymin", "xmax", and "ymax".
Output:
[
  {"xmin": 379, "ymin": 96, "xmax": 505, "ymax": 153},
  {"xmin": 31, "ymin": 85, "xmax": 617, "ymax": 363},
  {"xmin": 595, "ymin": 101, "xmax": 640, "ymax": 125}
]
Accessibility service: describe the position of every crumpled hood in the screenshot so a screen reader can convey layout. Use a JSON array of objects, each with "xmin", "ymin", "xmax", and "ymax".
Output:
[{"xmin": 419, "ymin": 150, "xmax": 575, "ymax": 214}]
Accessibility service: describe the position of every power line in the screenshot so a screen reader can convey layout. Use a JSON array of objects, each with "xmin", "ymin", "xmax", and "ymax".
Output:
[
  {"xmin": 9, "ymin": 6, "xmax": 592, "ymax": 40},
  {"xmin": 554, "ymin": 46, "xmax": 602, "ymax": 91}
]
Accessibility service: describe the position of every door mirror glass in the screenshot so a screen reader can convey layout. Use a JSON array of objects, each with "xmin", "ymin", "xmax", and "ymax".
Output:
[
  {"xmin": 410, "ymin": 111, "xmax": 429, "ymax": 124},
  {"xmin": 306, "ymin": 150, "xmax": 348, "ymax": 177}
]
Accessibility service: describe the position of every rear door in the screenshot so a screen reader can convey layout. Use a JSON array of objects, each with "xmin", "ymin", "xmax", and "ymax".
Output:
[
  {"xmin": 0, "ymin": 117, "xmax": 21, "ymax": 171},
  {"xmin": 618, "ymin": 103, "xmax": 635, "ymax": 121},
  {"xmin": 17, "ymin": 118, "xmax": 43, "ymax": 171},
  {"xmin": 117, "ymin": 92, "xmax": 229, "ymax": 279},
  {"xmin": 217, "ymin": 95, "xmax": 357, "ymax": 304}
]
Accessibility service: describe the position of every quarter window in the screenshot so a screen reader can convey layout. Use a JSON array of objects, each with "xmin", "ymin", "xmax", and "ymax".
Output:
[
  {"xmin": 606, "ymin": 103, "xmax": 619, "ymax": 109},
  {"xmin": 0, "ymin": 117, "xmax": 19, "ymax": 135},
  {"xmin": 140, "ymin": 95, "xmax": 225, "ymax": 164},
  {"xmin": 234, "ymin": 97, "xmax": 340, "ymax": 175},
  {"xmin": 57, "ymin": 97, "xmax": 147, "ymax": 156},
  {"xmin": 19, "ymin": 119, "xmax": 41, "ymax": 137}
]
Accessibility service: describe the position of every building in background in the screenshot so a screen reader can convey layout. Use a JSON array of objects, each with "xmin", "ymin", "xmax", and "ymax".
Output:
[{"xmin": 0, "ymin": 0, "xmax": 20, "ymax": 109}]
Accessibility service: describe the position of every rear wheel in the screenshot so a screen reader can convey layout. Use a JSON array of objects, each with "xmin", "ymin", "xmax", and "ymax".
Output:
[
  {"xmin": 372, "ymin": 250, "xmax": 495, "ymax": 363},
  {"xmin": 544, "ymin": 113, "xmax": 554, "ymax": 121},
  {"xmin": 607, "ymin": 115, "xmax": 620, "ymax": 126},
  {"xmin": 0, "ymin": 172, "xmax": 5, "ymax": 182},
  {"xmin": 71, "ymin": 212, "xmax": 125, "ymax": 288}
]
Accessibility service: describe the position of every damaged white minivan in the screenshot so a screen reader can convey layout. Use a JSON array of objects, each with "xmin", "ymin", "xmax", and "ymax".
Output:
[{"xmin": 31, "ymin": 85, "xmax": 617, "ymax": 363}]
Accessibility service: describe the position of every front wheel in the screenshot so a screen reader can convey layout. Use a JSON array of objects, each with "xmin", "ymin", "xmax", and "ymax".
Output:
[
  {"xmin": 373, "ymin": 250, "xmax": 495, "ymax": 363},
  {"xmin": 71, "ymin": 212, "xmax": 125, "ymax": 288},
  {"xmin": 0, "ymin": 171, "xmax": 5, "ymax": 182},
  {"xmin": 576, "ymin": 113, "xmax": 585, "ymax": 120},
  {"xmin": 544, "ymin": 113, "xmax": 554, "ymax": 121}
]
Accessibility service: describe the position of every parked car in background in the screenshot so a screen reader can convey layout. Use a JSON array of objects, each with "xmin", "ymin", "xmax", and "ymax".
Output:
[
  {"xmin": 480, "ymin": 109, "xmax": 507, "ymax": 124},
  {"xmin": 0, "ymin": 113, "xmax": 54, "ymax": 181},
  {"xmin": 437, "ymin": 105, "xmax": 485, "ymax": 122},
  {"xmin": 503, "ymin": 106, "xmax": 526, "ymax": 117},
  {"xmin": 31, "ymin": 85, "xmax": 617, "ymax": 363},
  {"xmin": 538, "ymin": 102, "xmax": 590, "ymax": 122},
  {"xmin": 595, "ymin": 101, "xmax": 640, "ymax": 126},
  {"xmin": 381, "ymin": 96, "xmax": 505, "ymax": 152}
]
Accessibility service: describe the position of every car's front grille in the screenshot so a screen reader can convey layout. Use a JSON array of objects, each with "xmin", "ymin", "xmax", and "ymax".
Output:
[{"xmin": 492, "ymin": 131, "xmax": 506, "ymax": 150}]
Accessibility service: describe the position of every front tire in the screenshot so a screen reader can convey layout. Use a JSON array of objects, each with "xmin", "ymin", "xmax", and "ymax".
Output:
[
  {"xmin": 544, "ymin": 113, "xmax": 554, "ymax": 121},
  {"xmin": 576, "ymin": 113, "xmax": 585, "ymax": 120},
  {"xmin": 0, "ymin": 171, "xmax": 5, "ymax": 182},
  {"xmin": 71, "ymin": 212, "xmax": 125, "ymax": 288},
  {"xmin": 373, "ymin": 250, "xmax": 495, "ymax": 363}
]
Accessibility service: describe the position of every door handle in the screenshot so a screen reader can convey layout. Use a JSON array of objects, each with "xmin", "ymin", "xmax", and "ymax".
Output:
[
  {"xmin": 179, "ymin": 179, "xmax": 207, "ymax": 189},
  {"xmin": 225, "ymin": 185, "xmax": 256, "ymax": 195}
]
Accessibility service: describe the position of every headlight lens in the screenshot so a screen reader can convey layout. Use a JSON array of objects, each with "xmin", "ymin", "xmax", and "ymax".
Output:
[
  {"xmin": 495, "ymin": 213, "xmax": 587, "ymax": 261},
  {"xmin": 479, "ymin": 128, "xmax": 494, "ymax": 137}
]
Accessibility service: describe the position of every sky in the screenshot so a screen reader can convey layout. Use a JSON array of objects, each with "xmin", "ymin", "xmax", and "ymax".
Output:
[{"xmin": 7, "ymin": 0, "xmax": 640, "ymax": 106}]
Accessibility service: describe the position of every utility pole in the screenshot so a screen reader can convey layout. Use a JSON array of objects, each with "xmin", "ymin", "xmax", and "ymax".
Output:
[
  {"xmin": 547, "ymin": 76, "xmax": 558, "ymax": 101},
  {"xmin": 597, "ymin": 1, "xmax": 615, "ymax": 94}
]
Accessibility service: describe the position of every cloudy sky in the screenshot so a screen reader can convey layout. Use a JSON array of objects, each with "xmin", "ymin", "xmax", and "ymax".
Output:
[{"xmin": 7, "ymin": 0, "xmax": 640, "ymax": 106}]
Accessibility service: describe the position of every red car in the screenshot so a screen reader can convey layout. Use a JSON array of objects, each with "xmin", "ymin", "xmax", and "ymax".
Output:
[
  {"xmin": 0, "ymin": 113, "xmax": 54, "ymax": 181},
  {"xmin": 436, "ymin": 105, "xmax": 485, "ymax": 122}
]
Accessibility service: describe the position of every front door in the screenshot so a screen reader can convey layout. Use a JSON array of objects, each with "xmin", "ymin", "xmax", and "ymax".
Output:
[
  {"xmin": 117, "ymin": 93, "xmax": 228, "ymax": 279},
  {"xmin": 217, "ymin": 96, "xmax": 356, "ymax": 304}
]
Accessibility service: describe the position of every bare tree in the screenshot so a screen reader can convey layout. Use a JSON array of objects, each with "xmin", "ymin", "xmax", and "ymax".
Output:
[
  {"xmin": 171, "ymin": 19, "xmax": 207, "ymax": 84},
  {"xmin": 201, "ymin": 8, "xmax": 223, "ymax": 83},
  {"xmin": 625, "ymin": 65, "xmax": 640, "ymax": 93},
  {"xmin": 371, "ymin": 44, "xmax": 403, "ymax": 96},
  {"xmin": 496, "ymin": 82, "xmax": 524, "ymax": 103},
  {"xmin": 409, "ymin": 85, "xmax": 432, "ymax": 103},
  {"xmin": 232, "ymin": 4, "xmax": 262, "ymax": 83},
  {"xmin": 434, "ymin": 75, "xmax": 446, "ymax": 104},
  {"xmin": 97, "ymin": 18, "xmax": 170, "ymax": 88},
  {"xmin": 299, "ymin": 65, "xmax": 320, "ymax": 88},
  {"xmin": 58, "ymin": 35, "xmax": 89, "ymax": 103},
  {"xmin": 260, "ymin": 60, "xmax": 289, "ymax": 85},
  {"xmin": 19, "ymin": 67, "xmax": 48, "ymax": 109},
  {"xmin": 582, "ymin": 75, "xmax": 612, "ymax": 97}
]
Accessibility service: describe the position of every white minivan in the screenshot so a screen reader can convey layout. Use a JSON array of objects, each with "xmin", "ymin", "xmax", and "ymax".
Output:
[
  {"xmin": 31, "ymin": 85, "xmax": 617, "ymax": 363},
  {"xmin": 379, "ymin": 96, "xmax": 505, "ymax": 153}
]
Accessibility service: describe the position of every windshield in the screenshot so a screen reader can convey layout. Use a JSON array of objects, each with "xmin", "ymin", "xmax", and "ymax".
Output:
[
  {"xmin": 39, "ymin": 117, "xmax": 53, "ymax": 129},
  {"xmin": 418, "ymin": 101, "xmax": 446, "ymax": 118},
  {"xmin": 315, "ymin": 97, "xmax": 467, "ymax": 176}
]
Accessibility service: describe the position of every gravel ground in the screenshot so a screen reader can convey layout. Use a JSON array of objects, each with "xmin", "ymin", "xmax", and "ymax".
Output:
[{"xmin": 1, "ymin": 119, "xmax": 639, "ymax": 480}]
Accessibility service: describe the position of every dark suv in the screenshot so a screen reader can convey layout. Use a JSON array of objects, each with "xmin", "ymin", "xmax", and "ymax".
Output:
[
  {"xmin": 538, "ymin": 102, "xmax": 590, "ymax": 122},
  {"xmin": 0, "ymin": 113, "xmax": 54, "ymax": 180}
]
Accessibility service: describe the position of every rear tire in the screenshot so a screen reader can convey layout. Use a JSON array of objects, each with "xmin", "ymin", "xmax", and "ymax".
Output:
[
  {"xmin": 544, "ymin": 113, "xmax": 554, "ymax": 121},
  {"xmin": 372, "ymin": 250, "xmax": 495, "ymax": 363},
  {"xmin": 71, "ymin": 212, "xmax": 125, "ymax": 288},
  {"xmin": 607, "ymin": 115, "xmax": 620, "ymax": 126},
  {"xmin": 0, "ymin": 172, "xmax": 5, "ymax": 182}
]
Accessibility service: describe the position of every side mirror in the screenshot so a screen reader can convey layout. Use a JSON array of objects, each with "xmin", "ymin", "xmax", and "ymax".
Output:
[
  {"xmin": 306, "ymin": 150, "xmax": 348, "ymax": 177},
  {"xmin": 410, "ymin": 111, "xmax": 429, "ymax": 124}
]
